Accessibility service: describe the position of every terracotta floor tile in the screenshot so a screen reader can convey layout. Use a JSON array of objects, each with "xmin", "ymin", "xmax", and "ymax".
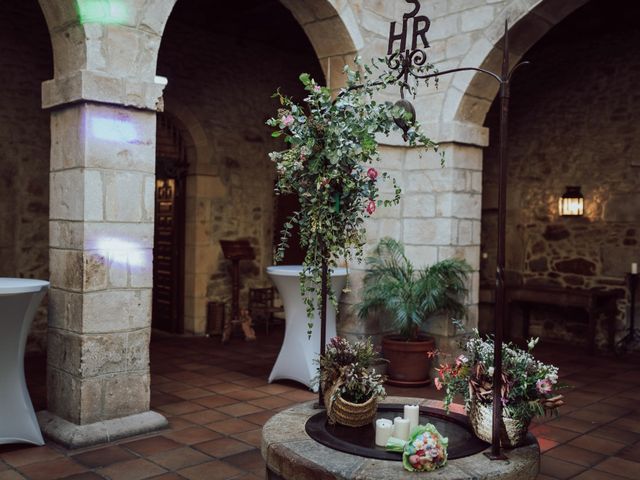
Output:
[
  {"xmin": 193, "ymin": 438, "xmax": 254, "ymax": 458},
  {"xmin": 207, "ymin": 419, "xmax": 257, "ymax": 435},
  {"xmin": 204, "ymin": 383, "xmax": 245, "ymax": 394},
  {"xmin": 97, "ymin": 458, "xmax": 167, "ymax": 480},
  {"xmin": 602, "ymin": 396, "xmax": 639, "ymax": 409},
  {"xmin": 17, "ymin": 457, "xmax": 87, "ymax": 480},
  {"xmin": 193, "ymin": 395, "xmax": 236, "ymax": 409},
  {"xmin": 147, "ymin": 446, "xmax": 212, "ymax": 470},
  {"xmin": 616, "ymin": 440, "xmax": 640, "ymax": 462},
  {"xmin": 122, "ymin": 436, "xmax": 183, "ymax": 456},
  {"xmin": 539, "ymin": 455, "xmax": 587, "ymax": 479},
  {"xmin": 569, "ymin": 434, "xmax": 628, "ymax": 456},
  {"xmin": 568, "ymin": 408, "xmax": 624, "ymax": 424},
  {"xmin": 594, "ymin": 457, "xmax": 640, "ymax": 479},
  {"xmin": 177, "ymin": 460, "xmax": 243, "ymax": 480},
  {"xmin": 223, "ymin": 449, "xmax": 265, "ymax": 471},
  {"xmin": 178, "ymin": 409, "xmax": 228, "ymax": 425},
  {"xmin": 166, "ymin": 416, "xmax": 197, "ymax": 431},
  {"xmin": 216, "ymin": 403, "xmax": 264, "ymax": 417},
  {"xmin": 280, "ymin": 389, "xmax": 316, "ymax": 402},
  {"xmin": 230, "ymin": 378, "xmax": 269, "ymax": 388},
  {"xmin": 156, "ymin": 401, "xmax": 207, "ymax": 416},
  {"xmin": 545, "ymin": 444, "xmax": 605, "ymax": 467},
  {"xmin": 571, "ymin": 470, "xmax": 629, "ymax": 480},
  {"xmin": 154, "ymin": 381, "xmax": 191, "ymax": 394},
  {"xmin": 546, "ymin": 416, "xmax": 599, "ymax": 434},
  {"xmin": 531, "ymin": 425, "xmax": 581, "ymax": 443},
  {"xmin": 146, "ymin": 474, "xmax": 185, "ymax": 480},
  {"xmin": 242, "ymin": 411, "xmax": 275, "ymax": 426},
  {"xmin": 254, "ymin": 384, "xmax": 296, "ymax": 395},
  {"xmin": 172, "ymin": 388, "xmax": 213, "ymax": 400},
  {"xmin": 248, "ymin": 396, "xmax": 295, "ymax": 410},
  {"xmin": 0, "ymin": 446, "xmax": 64, "ymax": 467},
  {"xmin": 164, "ymin": 426, "xmax": 222, "ymax": 445},
  {"xmin": 72, "ymin": 445, "xmax": 137, "ymax": 468},
  {"xmin": 224, "ymin": 389, "xmax": 270, "ymax": 401},
  {"xmin": 0, "ymin": 464, "xmax": 7, "ymax": 472},
  {"xmin": 611, "ymin": 417, "xmax": 640, "ymax": 434},
  {"xmin": 59, "ymin": 473, "xmax": 105, "ymax": 480},
  {"xmin": 536, "ymin": 437, "xmax": 559, "ymax": 453},
  {"xmin": 0, "ymin": 471, "xmax": 26, "ymax": 480},
  {"xmin": 231, "ymin": 429, "xmax": 263, "ymax": 448},
  {"xmin": 590, "ymin": 425, "xmax": 640, "ymax": 445}
]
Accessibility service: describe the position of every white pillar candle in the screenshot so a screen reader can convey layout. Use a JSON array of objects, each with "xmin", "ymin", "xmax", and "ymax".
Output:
[
  {"xmin": 393, "ymin": 417, "xmax": 411, "ymax": 441},
  {"xmin": 404, "ymin": 404, "xmax": 420, "ymax": 433},
  {"xmin": 374, "ymin": 419, "xmax": 393, "ymax": 447},
  {"xmin": 632, "ymin": 262, "xmax": 638, "ymax": 274}
]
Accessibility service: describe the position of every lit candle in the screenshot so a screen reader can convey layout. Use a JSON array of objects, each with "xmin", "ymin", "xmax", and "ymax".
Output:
[
  {"xmin": 393, "ymin": 417, "xmax": 411, "ymax": 441},
  {"xmin": 375, "ymin": 418, "xmax": 393, "ymax": 447},
  {"xmin": 632, "ymin": 263, "xmax": 638, "ymax": 275},
  {"xmin": 404, "ymin": 404, "xmax": 420, "ymax": 433}
]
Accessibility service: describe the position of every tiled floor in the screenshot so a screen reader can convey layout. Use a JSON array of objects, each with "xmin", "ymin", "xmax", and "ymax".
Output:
[{"xmin": 1, "ymin": 327, "xmax": 639, "ymax": 480}]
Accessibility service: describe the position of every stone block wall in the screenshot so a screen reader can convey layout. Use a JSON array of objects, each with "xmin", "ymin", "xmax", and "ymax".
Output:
[
  {"xmin": 158, "ymin": 2, "xmax": 324, "ymax": 334},
  {"xmin": 0, "ymin": 2, "xmax": 53, "ymax": 352},
  {"xmin": 480, "ymin": 5, "xmax": 640, "ymax": 348}
]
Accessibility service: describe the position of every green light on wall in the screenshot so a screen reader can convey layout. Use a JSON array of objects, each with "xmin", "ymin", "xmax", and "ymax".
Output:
[{"xmin": 76, "ymin": 0, "xmax": 129, "ymax": 24}]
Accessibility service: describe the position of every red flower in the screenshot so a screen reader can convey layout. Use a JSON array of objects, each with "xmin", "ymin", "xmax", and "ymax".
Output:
[
  {"xmin": 367, "ymin": 167, "xmax": 378, "ymax": 180},
  {"xmin": 366, "ymin": 200, "xmax": 376, "ymax": 215}
]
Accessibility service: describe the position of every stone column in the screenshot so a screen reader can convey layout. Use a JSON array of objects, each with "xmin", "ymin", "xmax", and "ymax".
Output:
[{"xmin": 38, "ymin": 88, "xmax": 167, "ymax": 448}]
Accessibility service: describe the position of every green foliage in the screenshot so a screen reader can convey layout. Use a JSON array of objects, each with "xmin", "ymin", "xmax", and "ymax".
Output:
[
  {"xmin": 356, "ymin": 238, "xmax": 471, "ymax": 340},
  {"xmin": 267, "ymin": 58, "xmax": 440, "ymax": 334}
]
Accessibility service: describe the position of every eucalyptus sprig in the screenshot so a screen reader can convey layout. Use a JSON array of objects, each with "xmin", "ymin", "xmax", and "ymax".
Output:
[{"xmin": 267, "ymin": 57, "xmax": 439, "ymax": 335}]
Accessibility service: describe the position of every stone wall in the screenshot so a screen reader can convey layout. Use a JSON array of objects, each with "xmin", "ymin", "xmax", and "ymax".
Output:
[
  {"xmin": 158, "ymin": 1, "xmax": 324, "ymax": 334},
  {"xmin": 0, "ymin": 2, "xmax": 52, "ymax": 352},
  {"xmin": 480, "ymin": 1, "xmax": 640, "ymax": 348}
]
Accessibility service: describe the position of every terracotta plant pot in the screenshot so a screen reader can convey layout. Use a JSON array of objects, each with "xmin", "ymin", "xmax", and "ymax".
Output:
[{"xmin": 382, "ymin": 335, "xmax": 436, "ymax": 387}]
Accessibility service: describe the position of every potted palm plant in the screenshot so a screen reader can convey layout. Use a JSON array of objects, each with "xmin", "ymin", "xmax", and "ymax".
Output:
[{"xmin": 356, "ymin": 237, "xmax": 471, "ymax": 386}]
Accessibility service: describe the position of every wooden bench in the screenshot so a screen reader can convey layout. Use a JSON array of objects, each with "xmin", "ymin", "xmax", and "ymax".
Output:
[{"xmin": 505, "ymin": 286, "xmax": 619, "ymax": 353}]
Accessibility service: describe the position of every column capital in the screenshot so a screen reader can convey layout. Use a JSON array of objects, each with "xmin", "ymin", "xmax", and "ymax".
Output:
[{"xmin": 42, "ymin": 70, "xmax": 166, "ymax": 111}]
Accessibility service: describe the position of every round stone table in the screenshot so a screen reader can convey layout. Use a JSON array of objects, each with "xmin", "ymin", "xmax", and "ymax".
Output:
[
  {"xmin": 0, "ymin": 278, "xmax": 49, "ymax": 445},
  {"xmin": 266, "ymin": 266, "xmax": 347, "ymax": 391},
  {"xmin": 262, "ymin": 397, "xmax": 540, "ymax": 480}
]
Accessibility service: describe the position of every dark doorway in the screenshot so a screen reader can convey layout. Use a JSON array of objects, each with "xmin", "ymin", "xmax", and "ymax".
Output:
[
  {"xmin": 153, "ymin": 114, "xmax": 188, "ymax": 333},
  {"xmin": 274, "ymin": 193, "xmax": 306, "ymax": 265}
]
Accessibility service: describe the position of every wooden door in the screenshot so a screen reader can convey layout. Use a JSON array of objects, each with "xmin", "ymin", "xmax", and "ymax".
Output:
[{"xmin": 153, "ymin": 115, "xmax": 187, "ymax": 333}]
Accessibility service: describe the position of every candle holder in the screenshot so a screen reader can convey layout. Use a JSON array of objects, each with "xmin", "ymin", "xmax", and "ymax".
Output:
[{"xmin": 617, "ymin": 273, "xmax": 639, "ymax": 352}]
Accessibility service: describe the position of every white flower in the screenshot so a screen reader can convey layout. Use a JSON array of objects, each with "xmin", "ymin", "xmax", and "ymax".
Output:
[
  {"xmin": 488, "ymin": 367, "xmax": 495, "ymax": 377},
  {"xmin": 528, "ymin": 337, "xmax": 539, "ymax": 350}
]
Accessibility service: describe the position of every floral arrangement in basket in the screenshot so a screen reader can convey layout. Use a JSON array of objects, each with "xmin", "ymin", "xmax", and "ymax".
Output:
[
  {"xmin": 435, "ymin": 330, "xmax": 564, "ymax": 446},
  {"xmin": 317, "ymin": 336, "xmax": 387, "ymax": 427},
  {"xmin": 266, "ymin": 58, "xmax": 439, "ymax": 335}
]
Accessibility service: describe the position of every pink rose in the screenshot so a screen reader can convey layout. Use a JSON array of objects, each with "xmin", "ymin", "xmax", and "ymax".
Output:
[
  {"xmin": 434, "ymin": 377, "xmax": 442, "ymax": 390},
  {"xmin": 366, "ymin": 200, "xmax": 376, "ymax": 215},
  {"xmin": 281, "ymin": 114, "xmax": 294, "ymax": 127},
  {"xmin": 314, "ymin": 85, "xmax": 321, "ymax": 92},
  {"xmin": 367, "ymin": 167, "xmax": 378, "ymax": 180}
]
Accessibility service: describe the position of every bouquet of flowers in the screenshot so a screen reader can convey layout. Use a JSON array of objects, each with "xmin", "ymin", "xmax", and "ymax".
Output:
[
  {"xmin": 386, "ymin": 424, "xmax": 448, "ymax": 472},
  {"xmin": 436, "ymin": 329, "xmax": 564, "ymax": 422}
]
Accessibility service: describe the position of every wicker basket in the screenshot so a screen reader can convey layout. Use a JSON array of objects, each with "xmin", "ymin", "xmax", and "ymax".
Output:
[
  {"xmin": 469, "ymin": 401, "xmax": 531, "ymax": 448},
  {"xmin": 324, "ymin": 382, "xmax": 378, "ymax": 428}
]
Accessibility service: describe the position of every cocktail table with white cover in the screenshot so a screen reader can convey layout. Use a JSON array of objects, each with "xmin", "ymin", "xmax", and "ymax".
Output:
[
  {"xmin": 266, "ymin": 266, "xmax": 347, "ymax": 391},
  {"xmin": 0, "ymin": 278, "xmax": 49, "ymax": 445}
]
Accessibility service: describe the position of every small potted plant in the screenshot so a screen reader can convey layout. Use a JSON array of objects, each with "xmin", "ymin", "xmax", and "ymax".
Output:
[
  {"xmin": 317, "ymin": 336, "xmax": 386, "ymax": 427},
  {"xmin": 436, "ymin": 330, "xmax": 564, "ymax": 447},
  {"xmin": 356, "ymin": 237, "xmax": 471, "ymax": 386}
]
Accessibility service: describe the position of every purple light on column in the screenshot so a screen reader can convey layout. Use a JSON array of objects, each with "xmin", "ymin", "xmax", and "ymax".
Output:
[
  {"xmin": 95, "ymin": 237, "xmax": 146, "ymax": 268},
  {"xmin": 90, "ymin": 116, "xmax": 139, "ymax": 143}
]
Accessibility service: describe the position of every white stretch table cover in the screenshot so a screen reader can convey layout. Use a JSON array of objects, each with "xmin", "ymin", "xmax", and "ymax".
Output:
[
  {"xmin": 267, "ymin": 266, "xmax": 347, "ymax": 391},
  {"xmin": 0, "ymin": 278, "xmax": 49, "ymax": 445}
]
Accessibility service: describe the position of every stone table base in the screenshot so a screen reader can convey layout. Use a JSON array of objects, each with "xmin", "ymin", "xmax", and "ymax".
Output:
[{"xmin": 261, "ymin": 397, "xmax": 539, "ymax": 480}]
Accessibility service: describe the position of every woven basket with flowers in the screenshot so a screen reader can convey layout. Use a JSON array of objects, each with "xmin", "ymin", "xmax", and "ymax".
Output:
[{"xmin": 318, "ymin": 337, "xmax": 386, "ymax": 428}]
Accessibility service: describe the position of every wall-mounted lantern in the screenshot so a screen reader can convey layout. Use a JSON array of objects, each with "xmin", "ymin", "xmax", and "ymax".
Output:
[{"xmin": 559, "ymin": 186, "xmax": 584, "ymax": 216}]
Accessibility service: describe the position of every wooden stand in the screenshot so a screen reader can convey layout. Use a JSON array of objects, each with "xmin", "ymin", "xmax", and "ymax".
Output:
[{"xmin": 219, "ymin": 240, "xmax": 256, "ymax": 342}]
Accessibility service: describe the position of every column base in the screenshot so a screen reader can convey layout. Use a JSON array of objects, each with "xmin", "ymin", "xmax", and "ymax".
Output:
[{"xmin": 37, "ymin": 410, "xmax": 168, "ymax": 449}]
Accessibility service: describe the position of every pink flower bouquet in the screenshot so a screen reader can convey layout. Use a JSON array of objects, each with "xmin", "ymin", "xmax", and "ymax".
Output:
[{"xmin": 386, "ymin": 424, "xmax": 448, "ymax": 472}]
